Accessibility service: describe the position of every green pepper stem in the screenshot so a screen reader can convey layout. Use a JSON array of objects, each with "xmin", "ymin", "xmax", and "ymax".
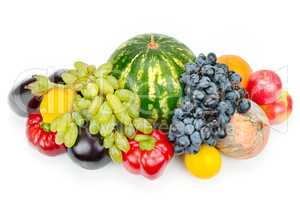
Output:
[
  {"xmin": 41, "ymin": 123, "xmax": 51, "ymax": 132},
  {"xmin": 134, "ymin": 135, "xmax": 157, "ymax": 151}
]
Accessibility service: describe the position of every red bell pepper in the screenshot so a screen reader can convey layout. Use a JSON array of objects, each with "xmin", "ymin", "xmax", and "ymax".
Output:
[
  {"xmin": 123, "ymin": 129, "xmax": 173, "ymax": 180},
  {"xmin": 27, "ymin": 113, "xmax": 66, "ymax": 156}
]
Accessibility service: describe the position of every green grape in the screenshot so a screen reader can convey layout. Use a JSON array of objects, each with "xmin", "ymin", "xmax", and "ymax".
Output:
[
  {"xmin": 81, "ymin": 82, "xmax": 99, "ymax": 99},
  {"xmin": 68, "ymin": 69, "xmax": 78, "ymax": 77},
  {"xmin": 95, "ymin": 101, "xmax": 112, "ymax": 123},
  {"xmin": 62, "ymin": 72, "xmax": 77, "ymax": 85},
  {"xmin": 126, "ymin": 102, "xmax": 140, "ymax": 118},
  {"xmin": 55, "ymin": 130, "xmax": 65, "ymax": 145},
  {"xmin": 114, "ymin": 89, "xmax": 134, "ymax": 102},
  {"xmin": 56, "ymin": 119, "xmax": 67, "ymax": 133},
  {"xmin": 74, "ymin": 94, "xmax": 82, "ymax": 101},
  {"xmin": 74, "ymin": 61, "xmax": 87, "ymax": 69},
  {"xmin": 89, "ymin": 119, "xmax": 100, "ymax": 135},
  {"xmin": 115, "ymin": 90, "xmax": 140, "ymax": 118},
  {"xmin": 115, "ymin": 112, "xmax": 132, "ymax": 126},
  {"xmin": 106, "ymin": 94, "xmax": 131, "ymax": 125},
  {"xmin": 106, "ymin": 94, "xmax": 123, "ymax": 112},
  {"xmin": 72, "ymin": 83, "xmax": 83, "ymax": 92},
  {"xmin": 103, "ymin": 132, "xmax": 115, "ymax": 148},
  {"xmin": 106, "ymin": 75, "xmax": 119, "ymax": 89},
  {"xmin": 115, "ymin": 131, "xmax": 130, "ymax": 152},
  {"xmin": 72, "ymin": 101, "xmax": 79, "ymax": 112},
  {"xmin": 72, "ymin": 112, "xmax": 85, "ymax": 127},
  {"xmin": 64, "ymin": 113, "xmax": 73, "ymax": 123},
  {"xmin": 115, "ymin": 89, "xmax": 140, "ymax": 105},
  {"xmin": 133, "ymin": 118, "xmax": 153, "ymax": 134},
  {"xmin": 75, "ymin": 98, "xmax": 91, "ymax": 110},
  {"xmin": 56, "ymin": 113, "xmax": 72, "ymax": 133},
  {"xmin": 88, "ymin": 74, "xmax": 96, "ymax": 82},
  {"xmin": 64, "ymin": 122, "xmax": 78, "ymax": 148},
  {"xmin": 88, "ymin": 96, "xmax": 102, "ymax": 115},
  {"xmin": 78, "ymin": 76, "xmax": 88, "ymax": 83},
  {"xmin": 50, "ymin": 117, "xmax": 59, "ymax": 132},
  {"xmin": 87, "ymin": 83, "xmax": 99, "ymax": 94},
  {"xmin": 80, "ymin": 109, "xmax": 92, "ymax": 120},
  {"xmin": 124, "ymin": 123, "xmax": 136, "ymax": 139},
  {"xmin": 99, "ymin": 116, "xmax": 116, "ymax": 137},
  {"xmin": 133, "ymin": 93, "xmax": 141, "ymax": 106},
  {"xmin": 29, "ymin": 79, "xmax": 45, "ymax": 94},
  {"xmin": 87, "ymin": 65, "xmax": 96, "ymax": 74},
  {"xmin": 95, "ymin": 63, "xmax": 113, "ymax": 77},
  {"xmin": 96, "ymin": 77, "xmax": 114, "ymax": 95},
  {"xmin": 74, "ymin": 61, "xmax": 88, "ymax": 77},
  {"xmin": 109, "ymin": 145, "xmax": 123, "ymax": 163}
]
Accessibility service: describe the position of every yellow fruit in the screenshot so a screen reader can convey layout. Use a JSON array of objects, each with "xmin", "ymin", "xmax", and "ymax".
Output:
[
  {"xmin": 218, "ymin": 55, "xmax": 252, "ymax": 88},
  {"xmin": 184, "ymin": 144, "xmax": 222, "ymax": 179},
  {"xmin": 40, "ymin": 88, "xmax": 75, "ymax": 123}
]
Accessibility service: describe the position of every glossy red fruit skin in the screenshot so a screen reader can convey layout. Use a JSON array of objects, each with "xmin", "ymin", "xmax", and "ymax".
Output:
[
  {"xmin": 261, "ymin": 91, "xmax": 293, "ymax": 124},
  {"xmin": 247, "ymin": 70, "xmax": 282, "ymax": 105},
  {"xmin": 122, "ymin": 130, "xmax": 173, "ymax": 180},
  {"xmin": 27, "ymin": 113, "xmax": 66, "ymax": 156}
]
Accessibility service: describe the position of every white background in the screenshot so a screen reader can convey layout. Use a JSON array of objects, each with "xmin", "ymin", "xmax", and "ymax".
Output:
[{"xmin": 1, "ymin": 0, "xmax": 299, "ymax": 199}]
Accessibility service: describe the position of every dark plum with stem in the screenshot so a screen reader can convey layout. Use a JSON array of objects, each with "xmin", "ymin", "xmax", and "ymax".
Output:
[
  {"xmin": 49, "ymin": 69, "xmax": 66, "ymax": 85},
  {"xmin": 8, "ymin": 70, "xmax": 66, "ymax": 117},
  {"xmin": 68, "ymin": 126, "xmax": 111, "ymax": 170},
  {"xmin": 8, "ymin": 77, "xmax": 42, "ymax": 117}
]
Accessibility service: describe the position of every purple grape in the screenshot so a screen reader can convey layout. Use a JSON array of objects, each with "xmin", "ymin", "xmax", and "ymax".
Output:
[
  {"xmin": 177, "ymin": 135, "xmax": 191, "ymax": 148},
  {"xmin": 184, "ymin": 124, "xmax": 195, "ymax": 135},
  {"xmin": 190, "ymin": 131, "xmax": 201, "ymax": 145},
  {"xmin": 186, "ymin": 143, "xmax": 201, "ymax": 154},
  {"xmin": 207, "ymin": 52, "xmax": 217, "ymax": 64},
  {"xmin": 192, "ymin": 90, "xmax": 205, "ymax": 101},
  {"xmin": 196, "ymin": 53, "xmax": 207, "ymax": 66},
  {"xmin": 230, "ymin": 72, "xmax": 242, "ymax": 83},
  {"xmin": 197, "ymin": 76, "xmax": 211, "ymax": 88},
  {"xmin": 169, "ymin": 52, "xmax": 251, "ymax": 155},
  {"xmin": 238, "ymin": 99, "xmax": 251, "ymax": 113},
  {"xmin": 174, "ymin": 145, "xmax": 185, "ymax": 155}
]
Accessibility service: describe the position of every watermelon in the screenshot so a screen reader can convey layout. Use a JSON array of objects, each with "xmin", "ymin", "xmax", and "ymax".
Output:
[{"xmin": 109, "ymin": 33, "xmax": 195, "ymax": 122}]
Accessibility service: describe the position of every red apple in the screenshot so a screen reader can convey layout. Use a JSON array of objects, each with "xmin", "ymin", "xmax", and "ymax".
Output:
[
  {"xmin": 247, "ymin": 70, "xmax": 282, "ymax": 105},
  {"xmin": 261, "ymin": 90, "xmax": 293, "ymax": 124}
]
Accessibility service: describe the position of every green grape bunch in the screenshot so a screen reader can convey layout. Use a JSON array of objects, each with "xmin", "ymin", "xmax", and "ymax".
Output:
[{"xmin": 51, "ymin": 61, "xmax": 153, "ymax": 163}]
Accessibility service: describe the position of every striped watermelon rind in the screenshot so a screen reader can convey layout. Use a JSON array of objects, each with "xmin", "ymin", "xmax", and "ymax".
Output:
[{"xmin": 109, "ymin": 33, "xmax": 195, "ymax": 123}]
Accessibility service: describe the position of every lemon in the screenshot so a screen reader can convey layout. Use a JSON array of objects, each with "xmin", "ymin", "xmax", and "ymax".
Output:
[
  {"xmin": 184, "ymin": 144, "xmax": 222, "ymax": 179},
  {"xmin": 40, "ymin": 88, "xmax": 75, "ymax": 123}
]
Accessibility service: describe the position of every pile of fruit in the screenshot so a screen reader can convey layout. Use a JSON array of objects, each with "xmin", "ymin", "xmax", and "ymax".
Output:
[{"xmin": 8, "ymin": 33, "xmax": 293, "ymax": 180}]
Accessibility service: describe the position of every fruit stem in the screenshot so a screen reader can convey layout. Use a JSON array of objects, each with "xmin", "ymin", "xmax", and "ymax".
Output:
[
  {"xmin": 41, "ymin": 123, "xmax": 51, "ymax": 132},
  {"xmin": 134, "ymin": 135, "xmax": 156, "ymax": 151},
  {"xmin": 147, "ymin": 35, "xmax": 159, "ymax": 49}
]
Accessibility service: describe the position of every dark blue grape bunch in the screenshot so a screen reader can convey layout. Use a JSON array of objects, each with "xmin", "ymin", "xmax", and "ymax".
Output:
[{"xmin": 168, "ymin": 52, "xmax": 251, "ymax": 155}]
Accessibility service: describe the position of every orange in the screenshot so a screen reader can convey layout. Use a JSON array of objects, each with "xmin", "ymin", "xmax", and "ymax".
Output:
[{"xmin": 218, "ymin": 55, "xmax": 252, "ymax": 88}]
